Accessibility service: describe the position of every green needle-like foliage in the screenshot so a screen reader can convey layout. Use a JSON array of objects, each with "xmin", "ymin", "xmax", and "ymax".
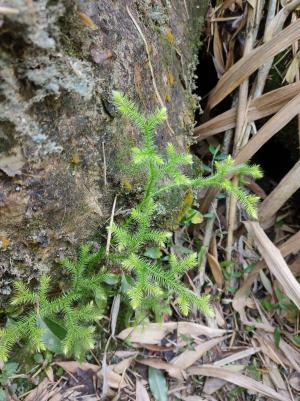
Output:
[
  {"xmin": 111, "ymin": 90, "xmax": 262, "ymax": 316},
  {"xmin": 0, "ymin": 91, "xmax": 262, "ymax": 362},
  {"xmin": 0, "ymin": 244, "xmax": 114, "ymax": 361}
]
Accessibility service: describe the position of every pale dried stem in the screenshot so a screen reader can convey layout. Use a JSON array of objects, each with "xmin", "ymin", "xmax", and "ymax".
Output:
[{"xmin": 226, "ymin": 5, "xmax": 259, "ymax": 264}]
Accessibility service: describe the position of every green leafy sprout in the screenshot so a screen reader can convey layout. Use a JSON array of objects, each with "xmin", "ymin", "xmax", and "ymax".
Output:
[{"xmin": 0, "ymin": 91, "xmax": 262, "ymax": 362}]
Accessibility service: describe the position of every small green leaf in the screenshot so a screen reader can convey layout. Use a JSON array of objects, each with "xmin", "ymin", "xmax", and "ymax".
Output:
[
  {"xmin": 148, "ymin": 367, "xmax": 168, "ymax": 401},
  {"xmin": 144, "ymin": 247, "xmax": 162, "ymax": 259},
  {"xmin": 274, "ymin": 327, "xmax": 281, "ymax": 348},
  {"xmin": 3, "ymin": 362, "xmax": 18, "ymax": 376},
  {"xmin": 103, "ymin": 273, "xmax": 119, "ymax": 285},
  {"xmin": 38, "ymin": 318, "xmax": 64, "ymax": 353},
  {"xmin": 190, "ymin": 211, "xmax": 203, "ymax": 224}
]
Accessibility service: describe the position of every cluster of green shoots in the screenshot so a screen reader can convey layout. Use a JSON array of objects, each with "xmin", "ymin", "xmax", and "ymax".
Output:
[{"xmin": 0, "ymin": 91, "xmax": 262, "ymax": 361}]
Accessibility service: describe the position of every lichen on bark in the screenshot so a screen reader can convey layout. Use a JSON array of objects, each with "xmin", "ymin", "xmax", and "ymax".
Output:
[{"xmin": 0, "ymin": 0, "xmax": 207, "ymax": 303}]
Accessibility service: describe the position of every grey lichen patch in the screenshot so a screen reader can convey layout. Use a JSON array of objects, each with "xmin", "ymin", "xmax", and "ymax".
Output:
[
  {"xmin": 1, "ymin": 0, "xmax": 64, "ymax": 49},
  {"xmin": 26, "ymin": 58, "xmax": 95, "ymax": 99}
]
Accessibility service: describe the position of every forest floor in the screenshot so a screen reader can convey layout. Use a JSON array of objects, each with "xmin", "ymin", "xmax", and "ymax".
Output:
[{"xmin": 1, "ymin": 1, "xmax": 300, "ymax": 401}]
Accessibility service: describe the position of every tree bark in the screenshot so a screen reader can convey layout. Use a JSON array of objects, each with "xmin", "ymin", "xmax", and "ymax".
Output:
[{"xmin": 0, "ymin": 0, "xmax": 207, "ymax": 303}]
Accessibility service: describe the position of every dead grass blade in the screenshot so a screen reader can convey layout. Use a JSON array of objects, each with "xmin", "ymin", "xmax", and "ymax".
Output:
[
  {"xmin": 194, "ymin": 82, "xmax": 300, "ymax": 140},
  {"xmin": 259, "ymin": 159, "xmax": 300, "ymax": 225},
  {"xmin": 170, "ymin": 336, "xmax": 228, "ymax": 370},
  {"xmin": 207, "ymin": 18, "xmax": 300, "ymax": 111},
  {"xmin": 188, "ymin": 366, "xmax": 291, "ymax": 401},
  {"xmin": 117, "ymin": 322, "xmax": 228, "ymax": 345},
  {"xmin": 235, "ymin": 92, "xmax": 300, "ymax": 164},
  {"xmin": 244, "ymin": 221, "xmax": 300, "ymax": 309},
  {"xmin": 233, "ymin": 230, "xmax": 300, "ymax": 313}
]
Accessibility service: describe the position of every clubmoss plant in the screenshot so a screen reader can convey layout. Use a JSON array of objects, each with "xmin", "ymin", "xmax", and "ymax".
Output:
[
  {"xmin": 111, "ymin": 91, "xmax": 261, "ymax": 316},
  {"xmin": 0, "ymin": 244, "xmax": 115, "ymax": 361},
  {"xmin": 0, "ymin": 91, "xmax": 262, "ymax": 362}
]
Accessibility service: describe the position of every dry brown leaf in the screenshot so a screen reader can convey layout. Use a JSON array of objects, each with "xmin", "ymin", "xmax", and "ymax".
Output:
[
  {"xmin": 207, "ymin": 253, "xmax": 224, "ymax": 288},
  {"xmin": 244, "ymin": 221, "xmax": 300, "ymax": 309},
  {"xmin": 235, "ymin": 92, "xmax": 300, "ymax": 164},
  {"xmin": 117, "ymin": 322, "xmax": 227, "ymax": 345},
  {"xmin": 138, "ymin": 358, "xmax": 183, "ymax": 379},
  {"xmin": 207, "ymin": 18, "xmax": 300, "ymax": 111},
  {"xmin": 55, "ymin": 361, "xmax": 99, "ymax": 373},
  {"xmin": 111, "ymin": 354, "xmax": 137, "ymax": 374},
  {"xmin": 194, "ymin": 82, "xmax": 300, "ymax": 140},
  {"xmin": 259, "ymin": 159, "xmax": 300, "ymax": 225},
  {"xmin": 136, "ymin": 380, "xmax": 151, "ymax": 401},
  {"xmin": 188, "ymin": 365, "xmax": 291, "ymax": 401},
  {"xmin": 55, "ymin": 361, "xmax": 126, "ymax": 389},
  {"xmin": 170, "ymin": 336, "xmax": 228, "ymax": 370},
  {"xmin": 213, "ymin": 347, "xmax": 260, "ymax": 366},
  {"xmin": 203, "ymin": 365, "xmax": 245, "ymax": 395}
]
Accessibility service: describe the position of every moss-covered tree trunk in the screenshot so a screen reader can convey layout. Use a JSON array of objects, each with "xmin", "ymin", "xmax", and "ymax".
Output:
[{"xmin": 0, "ymin": 0, "xmax": 207, "ymax": 303}]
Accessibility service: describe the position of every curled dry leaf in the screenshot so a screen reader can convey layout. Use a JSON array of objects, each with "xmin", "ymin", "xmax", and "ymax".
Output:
[
  {"xmin": 188, "ymin": 365, "xmax": 291, "ymax": 401},
  {"xmin": 54, "ymin": 361, "xmax": 126, "ymax": 389},
  {"xmin": 117, "ymin": 322, "xmax": 228, "ymax": 345}
]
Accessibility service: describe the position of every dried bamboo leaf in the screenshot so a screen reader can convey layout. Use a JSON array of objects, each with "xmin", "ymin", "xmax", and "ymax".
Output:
[
  {"xmin": 207, "ymin": 253, "xmax": 224, "ymax": 288},
  {"xmin": 117, "ymin": 322, "xmax": 227, "ymax": 345},
  {"xmin": 233, "ymin": 230, "xmax": 300, "ymax": 313},
  {"xmin": 213, "ymin": 347, "xmax": 260, "ymax": 366},
  {"xmin": 188, "ymin": 366, "xmax": 291, "ymax": 401},
  {"xmin": 138, "ymin": 358, "xmax": 183, "ymax": 379},
  {"xmin": 194, "ymin": 82, "xmax": 300, "ymax": 140},
  {"xmin": 259, "ymin": 159, "xmax": 300, "ymax": 224},
  {"xmin": 207, "ymin": 18, "xmax": 300, "ymax": 111},
  {"xmin": 235, "ymin": 93, "xmax": 300, "ymax": 164},
  {"xmin": 244, "ymin": 221, "xmax": 300, "ymax": 309},
  {"xmin": 170, "ymin": 336, "xmax": 228, "ymax": 370},
  {"xmin": 203, "ymin": 365, "xmax": 245, "ymax": 395}
]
